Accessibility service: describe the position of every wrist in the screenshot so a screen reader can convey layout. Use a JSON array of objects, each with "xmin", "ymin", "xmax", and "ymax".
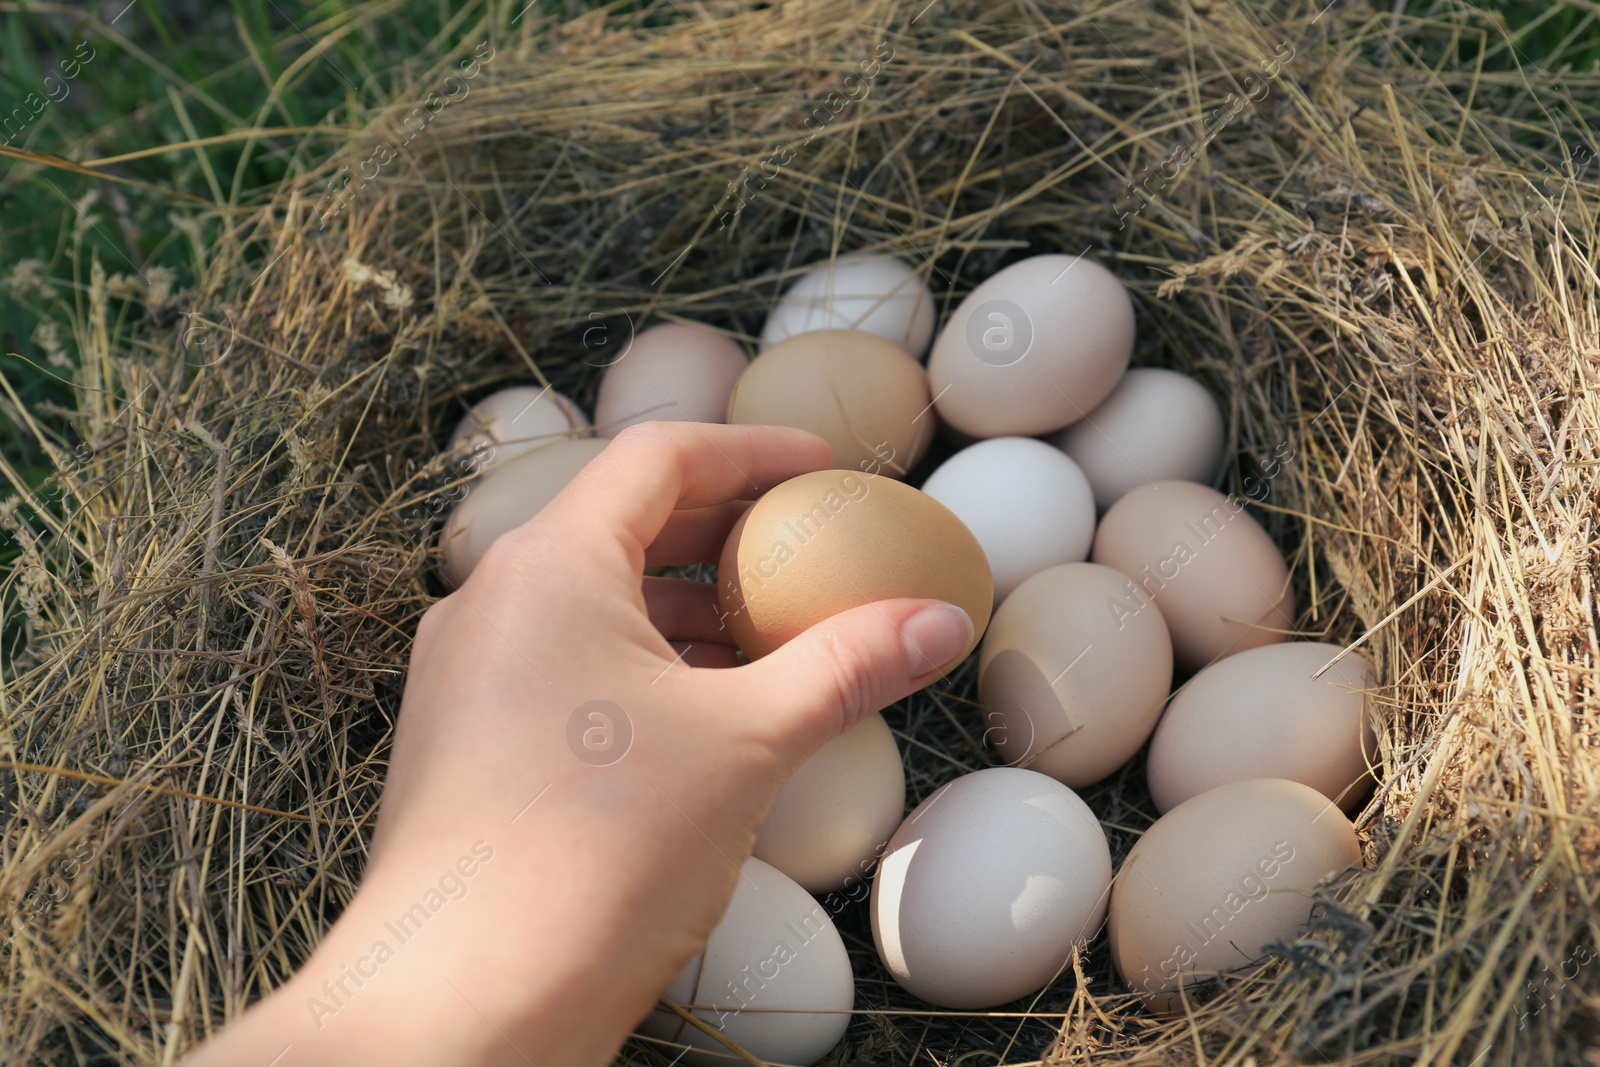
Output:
[{"xmin": 183, "ymin": 850, "xmax": 650, "ymax": 1067}]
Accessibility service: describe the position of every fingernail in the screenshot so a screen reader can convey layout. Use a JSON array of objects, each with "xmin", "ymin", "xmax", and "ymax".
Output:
[{"xmin": 902, "ymin": 603, "xmax": 974, "ymax": 680}]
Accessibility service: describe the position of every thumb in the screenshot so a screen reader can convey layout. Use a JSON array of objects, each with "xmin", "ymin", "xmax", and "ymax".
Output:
[{"xmin": 735, "ymin": 598, "xmax": 975, "ymax": 749}]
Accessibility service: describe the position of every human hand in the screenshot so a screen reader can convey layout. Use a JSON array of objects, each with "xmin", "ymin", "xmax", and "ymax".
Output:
[{"xmin": 184, "ymin": 422, "xmax": 974, "ymax": 1067}]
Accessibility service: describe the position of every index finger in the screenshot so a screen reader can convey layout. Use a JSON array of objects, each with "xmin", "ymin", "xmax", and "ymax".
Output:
[{"xmin": 544, "ymin": 422, "xmax": 833, "ymax": 557}]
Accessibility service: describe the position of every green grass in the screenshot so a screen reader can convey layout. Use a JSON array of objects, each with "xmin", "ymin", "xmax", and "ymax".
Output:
[
  {"xmin": 0, "ymin": 0, "xmax": 1593, "ymax": 604},
  {"xmin": 0, "ymin": 0, "xmax": 551, "ymax": 658},
  {"xmin": 1471, "ymin": 2, "xmax": 1600, "ymax": 71},
  {"xmin": 0, "ymin": 1, "xmax": 547, "ymax": 619}
]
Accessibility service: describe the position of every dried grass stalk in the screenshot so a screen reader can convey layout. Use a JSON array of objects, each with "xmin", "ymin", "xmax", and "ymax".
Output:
[{"xmin": 2, "ymin": 1, "xmax": 1597, "ymax": 1063}]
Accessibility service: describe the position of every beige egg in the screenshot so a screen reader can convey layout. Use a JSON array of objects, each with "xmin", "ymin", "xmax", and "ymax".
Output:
[
  {"xmin": 759, "ymin": 253, "xmax": 936, "ymax": 358},
  {"xmin": 438, "ymin": 437, "xmax": 607, "ymax": 587},
  {"xmin": 726, "ymin": 330, "xmax": 933, "ymax": 477},
  {"xmin": 1047, "ymin": 368, "xmax": 1226, "ymax": 510},
  {"xmin": 1147, "ymin": 642, "xmax": 1377, "ymax": 814},
  {"xmin": 594, "ymin": 322, "xmax": 748, "ymax": 435},
  {"xmin": 637, "ymin": 857, "xmax": 853, "ymax": 1067},
  {"xmin": 717, "ymin": 469, "xmax": 992, "ymax": 673},
  {"xmin": 926, "ymin": 254, "xmax": 1134, "ymax": 438},
  {"xmin": 1109, "ymin": 778, "xmax": 1362, "ymax": 1014},
  {"xmin": 754, "ymin": 713, "xmax": 905, "ymax": 893},
  {"xmin": 870, "ymin": 767, "xmax": 1112, "ymax": 1009},
  {"xmin": 1091, "ymin": 480, "xmax": 1294, "ymax": 671},
  {"xmin": 448, "ymin": 386, "xmax": 590, "ymax": 467},
  {"xmin": 977, "ymin": 563, "xmax": 1173, "ymax": 788}
]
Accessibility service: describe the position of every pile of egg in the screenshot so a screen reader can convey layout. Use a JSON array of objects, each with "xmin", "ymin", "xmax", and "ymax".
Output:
[{"xmin": 433, "ymin": 252, "xmax": 1374, "ymax": 1065}]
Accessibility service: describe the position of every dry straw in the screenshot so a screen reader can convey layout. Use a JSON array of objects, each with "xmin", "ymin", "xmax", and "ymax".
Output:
[{"xmin": 1, "ymin": 0, "xmax": 1597, "ymax": 1063}]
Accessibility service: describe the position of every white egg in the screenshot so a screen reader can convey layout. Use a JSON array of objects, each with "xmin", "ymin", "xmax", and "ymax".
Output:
[
  {"xmin": 638, "ymin": 858, "xmax": 854, "ymax": 1067},
  {"xmin": 760, "ymin": 254, "xmax": 935, "ymax": 359},
  {"xmin": 870, "ymin": 767, "xmax": 1111, "ymax": 1009},
  {"xmin": 1047, "ymin": 368, "xmax": 1226, "ymax": 509},
  {"xmin": 919, "ymin": 437, "xmax": 1096, "ymax": 602},
  {"xmin": 754, "ymin": 713, "xmax": 905, "ymax": 893},
  {"xmin": 448, "ymin": 386, "xmax": 590, "ymax": 467}
]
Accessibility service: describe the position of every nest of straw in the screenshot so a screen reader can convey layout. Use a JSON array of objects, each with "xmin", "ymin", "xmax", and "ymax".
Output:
[{"xmin": 3, "ymin": 0, "xmax": 1598, "ymax": 1063}]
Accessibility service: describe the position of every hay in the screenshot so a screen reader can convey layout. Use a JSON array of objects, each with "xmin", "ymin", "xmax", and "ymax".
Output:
[{"xmin": 2, "ymin": 0, "xmax": 1598, "ymax": 1062}]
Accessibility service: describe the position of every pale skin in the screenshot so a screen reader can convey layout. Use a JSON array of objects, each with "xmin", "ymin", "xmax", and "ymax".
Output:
[{"xmin": 183, "ymin": 422, "xmax": 974, "ymax": 1067}]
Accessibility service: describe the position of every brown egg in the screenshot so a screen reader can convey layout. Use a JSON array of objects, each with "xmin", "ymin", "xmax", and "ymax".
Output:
[
  {"xmin": 726, "ymin": 330, "xmax": 933, "ymax": 477},
  {"xmin": 977, "ymin": 563, "xmax": 1173, "ymax": 788},
  {"xmin": 593, "ymin": 322, "xmax": 748, "ymax": 434},
  {"xmin": 717, "ymin": 469, "xmax": 991, "ymax": 672},
  {"xmin": 1108, "ymin": 778, "xmax": 1362, "ymax": 1014},
  {"xmin": 1147, "ymin": 642, "xmax": 1378, "ymax": 813},
  {"xmin": 1091, "ymin": 481, "xmax": 1294, "ymax": 671},
  {"xmin": 439, "ymin": 437, "xmax": 607, "ymax": 587}
]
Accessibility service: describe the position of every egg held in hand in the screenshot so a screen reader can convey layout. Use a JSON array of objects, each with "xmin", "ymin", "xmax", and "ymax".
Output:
[{"xmin": 717, "ymin": 469, "xmax": 992, "ymax": 674}]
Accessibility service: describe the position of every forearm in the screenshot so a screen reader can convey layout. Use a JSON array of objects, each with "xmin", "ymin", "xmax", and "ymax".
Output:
[
  {"xmin": 183, "ymin": 839, "xmax": 670, "ymax": 1067},
  {"xmin": 183, "ymin": 759, "xmax": 761, "ymax": 1067}
]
